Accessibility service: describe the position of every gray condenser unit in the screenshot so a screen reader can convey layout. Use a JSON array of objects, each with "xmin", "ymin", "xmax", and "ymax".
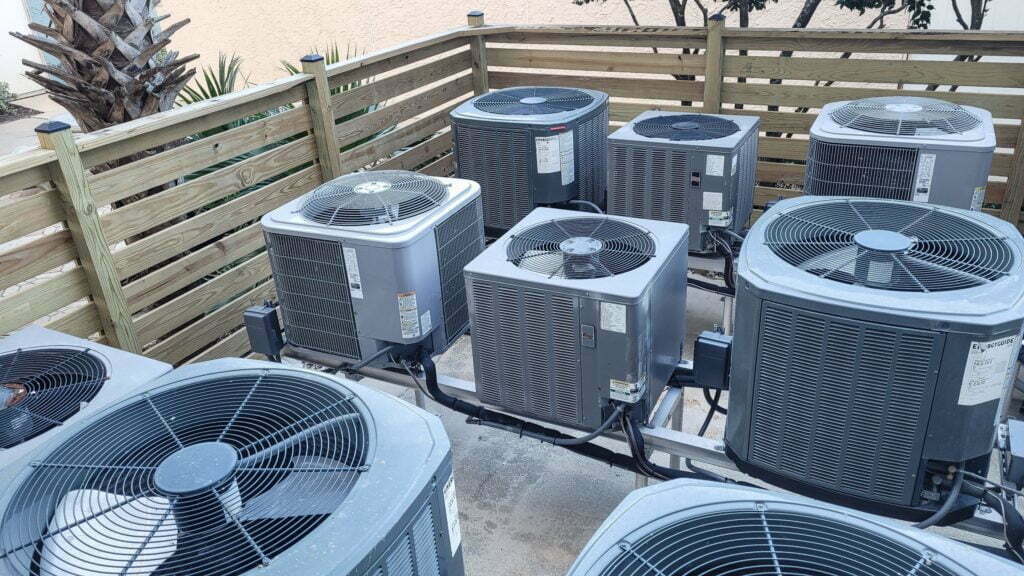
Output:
[
  {"xmin": 450, "ymin": 86, "xmax": 609, "ymax": 232},
  {"xmin": 0, "ymin": 358, "xmax": 465, "ymax": 576},
  {"xmin": 607, "ymin": 111, "xmax": 759, "ymax": 253},
  {"xmin": 726, "ymin": 196, "xmax": 1024, "ymax": 520},
  {"xmin": 566, "ymin": 480, "xmax": 1021, "ymax": 576},
  {"xmin": 0, "ymin": 325, "xmax": 171, "ymax": 472},
  {"xmin": 261, "ymin": 170, "xmax": 484, "ymax": 362},
  {"xmin": 806, "ymin": 96, "xmax": 995, "ymax": 210},
  {"xmin": 464, "ymin": 207, "xmax": 688, "ymax": 430}
]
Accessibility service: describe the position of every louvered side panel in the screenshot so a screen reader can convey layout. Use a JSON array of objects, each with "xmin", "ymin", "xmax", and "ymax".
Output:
[
  {"xmin": 750, "ymin": 301, "xmax": 940, "ymax": 505},
  {"xmin": 364, "ymin": 501, "xmax": 441, "ymax": 576},
  {"xmin": 805, "ymin": 139, "xmax": 918, "ymax": 200},
  {"xmin": 434, "ymin": 197, "xmax": 485, "ymax": 345},
  {"xmin": 606, "ymin": 144, "xmax": 686, "ymax": 223},
  {"xmin": 578, "ymin": 106, "xmax": 609, "ymax": 206},
  {"xmin": 469, "ymin": 278, "xmax": 582, "ymax": 426},
  {"xmin": 549, "ymin": 294, "xmax": 581, "ymax": 424},
  {"xmin": 453, "ymin": 124, "xmax": 530, "ymax": 230},
  {"xmin": 265, "ymin": 232, "xmax": 360, "ymax": 359},
  {"xmin": 734, "ymin": 132, "xmax": 757, "ymax": 230},
  {"xmin": 469, "ymin": 279, "xmax": 502, "ymax": 406}
]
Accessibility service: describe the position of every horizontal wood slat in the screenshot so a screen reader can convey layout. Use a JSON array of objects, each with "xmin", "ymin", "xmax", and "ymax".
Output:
[
  {"xmin": 44, "ymin": 303, "xmax": 102, "ymax": 339},
  {"xmin": 0, "ymin": 188, "xmax": 64, "ymax": 245},
  {"xmin": 489, "ymin": 48, "xmax": 706, "ymax": 76},
  {"xmin": 114, "ymin": 164, "xmax": 321, "ymax": 279},
  {"xmin": 331, "ymin": 51, "xmax": 472, "ymax": 120},
  {"xmin": 490, "ymin": 71, "xmax": 704, "ymax": 101},
  {"xmin": 146, "ymin": 280, "xmax": 276, "ymax": 365},
  {"xmin": 0, "ymin": 231, "xmax": 77, "ymax": 292},
  {"xmin": 101, "ymin": 136, "xmax": 316, "ymax": 244},
  {"xmin": 89, "ymin": 107, "xmax": 312, "ymax": 207},
  {"xmin": 339, "ymin": 104, "xmax": 459, "ymax": 173},
  {"xmin": 374, "ymin": 131, "xmax": 453, "ymax": 172},
  {"xmin": 724, "ymin": 55, "xmax": 1024, "ymax": 89},
  {"xmin": 335, "ymin": 74, "xmax": 472, "ymax": 149},
  {"xmin": 328, "ymin": 36, "xmax": 469, "ymax": 88},
  {"xmin": 187, "ymin": 327, "xmax": 252, "ymax": 364},
  {"xmin": 123, "ymin": 222, "xmax": 266, "ymax": 314},
  {"xmin": 486, "ymin": 31, "xmax": 707, "ymax": 49},
  {"xmin": 135, "ymin": 252, "xmax": 271, "ymax": 344},
  {"xmin": 420, "ymin": 152, "xmax": 455, "ymax": 176},
  {"xmin": 0, "ymin": 269, "xmax": 89, "ymax": 335},
  {"xmin": 722, "ymin": 83, "xmax": 1024, "ymax": 118}
]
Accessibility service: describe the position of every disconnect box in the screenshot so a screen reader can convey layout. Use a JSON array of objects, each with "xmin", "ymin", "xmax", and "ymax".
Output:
[
  {"xmin": 694, "ymin": 331, "xmax": 732, "ymax": 390},
  {"xmin": 244, "ymin": 303, "xmax": 286, "ymax": 359}
]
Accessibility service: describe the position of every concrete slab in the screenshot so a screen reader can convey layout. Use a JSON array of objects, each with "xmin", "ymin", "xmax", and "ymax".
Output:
[{"xmin": 0, "ymin": 93, "xmax": 71, "ymax": 158}]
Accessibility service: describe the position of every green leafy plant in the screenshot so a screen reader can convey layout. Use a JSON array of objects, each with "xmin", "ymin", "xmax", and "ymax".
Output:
[{"xmin": 0, "ymin": 82, "xmax": 14, "ymax": 115}]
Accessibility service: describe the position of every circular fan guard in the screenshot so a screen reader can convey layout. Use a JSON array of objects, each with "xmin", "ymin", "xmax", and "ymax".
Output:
[
  {"xmin": 300, "ymin": 170, "xmax": 447, "ymax": 226},
  {"xmin": 507, "ymin": 218, "xmax": 655, "ymax": 279},
  {"xmin": 829, "ymin": 96, "xmax": 982, "ymax": 136},
  {"xmin": 763, "ymin": 200, "xmax": 1013, "ymax": 292},
  {"xmin": 473, "ymin": 87, "xmax": 595, "ymax": 115},
  {"xmin": 633, "ymin": 114, "xmax": 740, "ymax": 141},
  {"xmin": 0, "ymin": 348, "xmax": 105, "ymax": 450},
  {"xmin": 0, "ymin": 372, "xmax": 369, "ymax": 576},
  {"xmin": 598, "ymin": 509, "xmax": 961, "ymax": 576}
]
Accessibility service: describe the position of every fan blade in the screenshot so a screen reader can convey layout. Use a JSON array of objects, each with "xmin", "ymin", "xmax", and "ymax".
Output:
[
  {"xmin": 239, "ymin": 456, "xmax": 359, "ymax": 521},
  {"xmin": 39, "ymin": 490, "xmax": 177, "ymax": 576}
]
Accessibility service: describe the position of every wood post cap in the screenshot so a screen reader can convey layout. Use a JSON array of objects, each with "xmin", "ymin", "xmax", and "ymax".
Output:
[
  {"xmin": 35, "ymin": 121, "xmax": 71, "ymax": 134},
  {"xmin": 300, "ymin": 54, "xmax": 324, "ymax": 63},
  {"xmin": 467, "ymin": 10, "xmax": 484, "ymax": 17},
  {"xmin": 709, "ymin": 13, "xmax": 726, "ymax": 22}
]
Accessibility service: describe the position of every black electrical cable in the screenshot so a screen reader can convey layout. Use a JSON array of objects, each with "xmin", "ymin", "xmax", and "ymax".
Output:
[
  {"xmin": 962, "ymin": 480, "xmax": 1024, "ymax": 563},
  {"xmin": 720, "ymin": 228, "xmax": 746, "ymax": 244},
  {"xmin": 687, "ymin": 276, "xmax": 735, "ymax": 297},
  {"xmin": 960, "ymin": 470, "xmax": 1024, "ymax": 498},
  {"xmin": 703, "ymin": 386, "xmax": 728, "ymax": 416},
  {"xmin": 408, "ymin": 350, "xmax": 644, "ymax": 474},
  {"xmin": 476, "ymin": 405, "xmax": 624, "ymax": 446},
  {"xmin": 915, "ymin": 469, "xmax": 964, "ymax": 529},
  {"xmin": 711, "ymin": 231, "xmax": 736, "ymax": 291},
  {"xmin": 346, "ymin": 344, "xmax": 397, "ymax": 372},
  {"xmin": 618, "ymin": 409, "xmax": 722, "ymax": 482},
  {"xmin": 684, "ymin": 389, "xmax": 727, "ymax": 482}
]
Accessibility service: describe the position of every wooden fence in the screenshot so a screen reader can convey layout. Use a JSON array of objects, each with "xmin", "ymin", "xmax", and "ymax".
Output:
[{"xmin": 1, "ymin": 14, "xmax": 1022, "ymax": 363}]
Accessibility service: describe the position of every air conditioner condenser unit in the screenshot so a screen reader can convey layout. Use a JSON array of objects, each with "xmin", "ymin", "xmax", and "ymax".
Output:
[
  {"xmin": 607, "ymin": 111, "xmax": 759, "ymax": 253},
  {"xmin": 262, "ymin": 170, "xmax": 485, "ymax": 363},
  {"xmin": 464, "ymin": 207, "xmax": 688, "ymax": 430},
  {"xmin": 806, "ymin": 96, "xmax": 995, "ymax": 210}
]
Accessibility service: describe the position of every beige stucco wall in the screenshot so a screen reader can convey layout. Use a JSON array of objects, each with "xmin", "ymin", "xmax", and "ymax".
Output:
[
  {"xmin": 161, "ymin": 0, "xmax": 909, "ymax": 84},
  {"xmin": 0, "ymin": 1, "xmax": 45, "ymax": 95}
]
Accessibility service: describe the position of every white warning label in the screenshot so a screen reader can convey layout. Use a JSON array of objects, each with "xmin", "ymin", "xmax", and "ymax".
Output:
[
  {"xmin": 958, "ymin": 335, "xmax": 1019, "ymax": 406},
  {"xmin": 397, "ymin": 291, "xmax": 420, "ymax": 339},
  {"xmin": 705, "ymin": 154, "xmax": 725, "ymax": 177},
  {"xmin": 703, "ymin": 191, "xmax": 724, "ymax": 211},
  {"xmin": 535, "ymin": 135, "xmax": 560, "ymax": 173},
  {"xmin": 558, "ymin": 130, "xmax": 575, "ymax": 185},
  {"xmin": 420, "ymin": 310, "xmax": 432, "ymax": 336},
  {"xmin": 342, "ymin": 246, "xmax": 363, "ymax": 299},
  {"xmin": 600, "ymin": 302, "xmax": 627, "ymax": 334},
  {"xmin": 443, "ymin": 475, "xmax": 462, "ymax": 556},
  {"xmin": 913, "ymin": 154, "xmax": 936, "ymax": 203},
  {"xmin": 971, "ymin": 186, "xmax": 986, "ymax": 210}
]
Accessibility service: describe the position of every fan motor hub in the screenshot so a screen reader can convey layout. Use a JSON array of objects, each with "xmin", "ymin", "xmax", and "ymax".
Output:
[
  {"xmin": 560, "ymin": 236, "xmax": 603, "ymax": 256},
  {"xmin": 519, "ymin": 96, "xmax": 548, "ymax": 105},
  {"xmin": 853, "ymin": 229, "xmax": 914, "ymax": 253},
  {"xmin": 670, "ymin": 121, "xmax": 701, "ymax": 131},
  {"xmin": 352, "ymin": 181, "xmax": 393, "ymax": 195},
  {"xmin": 884, "ymin": 102, "xmax": 924, "ymax": 113},
  {"xmin": 0, "ymin": 382, "xmax": 28, "ymax": 408},
  {"xmin": 155, "ymin": 441, "xmax": 238, "ymax": 496}
]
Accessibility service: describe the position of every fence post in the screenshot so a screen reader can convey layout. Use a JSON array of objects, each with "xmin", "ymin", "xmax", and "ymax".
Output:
[
  {"xmin": 467, "ymin": 11, "xmax": 490, "ymax": 95},
  {"xmin": 703, "ymin": 14, "xmax": 726, "ymax": 114},
  {"xmin": 1000, "ymin": 128, "xmax": 1024, "ymax": 226},
  {"xmin": 301, "ymin": 54, "xmax": 343, "ymax": 181},
  {"xmin": 35, "ymin": 121, "xmax": 141, "ymax": 353}
]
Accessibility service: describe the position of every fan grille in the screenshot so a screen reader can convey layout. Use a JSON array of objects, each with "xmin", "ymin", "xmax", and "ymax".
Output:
[
  {"xmin": 829, "ymin": 97, "xmax": 982, "ymax": 136},
  {"xmin": 599, "ymin": 509, "xmax": 961, "ymax": 576},
  {"xmin": 0, "ymin": 348, "xmax": 106, "ymax": 449},
  {"xmin": 473, "ymin": 87, "xmax": 595, "ymax": 115},
  {"xmin": 763, "ymin": 200, "xmax": 1013, "ymax": 292},
  {"xmin": 634, "ymin": 114, "xmax": 740, "ymax": 141},
  {"xmin": 0, "ymin": 372, "xmax": 369, "ymax": 576},
  {"xmin": 300, "ymin": 170, "xmax": 448, "ymax": 226},
  {"xmin": 507, "ymin": 217, "xmax": 655, "ymax": 279}
]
